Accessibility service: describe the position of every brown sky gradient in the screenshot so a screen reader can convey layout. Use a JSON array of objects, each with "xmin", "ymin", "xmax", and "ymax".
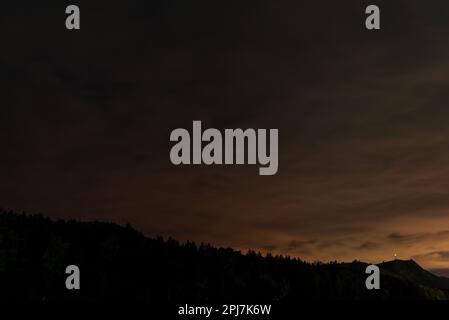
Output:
[{"xmin": 1, "ymin": 0, "xmax": 449, "ymax": 275}]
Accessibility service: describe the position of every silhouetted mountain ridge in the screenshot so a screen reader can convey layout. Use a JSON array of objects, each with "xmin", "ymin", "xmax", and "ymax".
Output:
[
  {"xmin": 0, "ymin": 210, "xmax": 448, "ymax": 300},
  {"xmin": 379, "ymin": 259, "xmax": 449, "ymax": 290}
]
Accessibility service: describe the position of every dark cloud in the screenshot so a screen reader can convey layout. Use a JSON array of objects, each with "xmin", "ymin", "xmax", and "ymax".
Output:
[
  {"xmin": 388, "ymin": 231, "xmax": 449, "ymax": 245},
  {"xmin": 288, "ymin": 239, "xmax": 318, "ymax": 249},
  {"xmin": 357, "ymin": 242, "xmax": 380, "ymax": 250},
  {"xmin": 413, "ymin": 251, "xmax": 449, "ymax": 262}
]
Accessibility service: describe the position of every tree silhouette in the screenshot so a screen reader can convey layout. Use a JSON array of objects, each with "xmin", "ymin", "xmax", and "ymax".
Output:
[{"xmin": 0, "ymin": 209, "xmax": 447, "ymax": 300}]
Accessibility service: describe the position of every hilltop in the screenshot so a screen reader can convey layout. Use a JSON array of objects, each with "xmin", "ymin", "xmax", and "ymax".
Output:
[{"xmin": 380, "ymin": 259, "xmax": 449, "ymax": 291}]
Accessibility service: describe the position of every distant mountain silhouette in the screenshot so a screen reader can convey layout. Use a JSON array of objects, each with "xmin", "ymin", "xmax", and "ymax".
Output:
[
  {"xmin": 0, "ymin": 209, "xmax": 448, "ymax": 300},
  {"xmin": 380, "ymin": 259, "xmax": 449, "ymax": 291}
]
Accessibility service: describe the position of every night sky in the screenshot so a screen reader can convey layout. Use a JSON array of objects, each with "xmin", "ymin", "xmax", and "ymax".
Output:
[{"xmin": 2, "ymin": 1, "xmax": 449, "ymax": 275}]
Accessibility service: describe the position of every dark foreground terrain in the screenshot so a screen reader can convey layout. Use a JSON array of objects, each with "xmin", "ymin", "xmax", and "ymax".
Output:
[{"xmin": 1, "ymin": 210, "xmax": 448, "ymax": 300}]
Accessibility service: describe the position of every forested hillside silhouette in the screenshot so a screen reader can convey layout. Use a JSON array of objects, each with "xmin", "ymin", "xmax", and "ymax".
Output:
[{"xmin": 0, "ymin": 210, "xmax": 447, "ymax": 300}]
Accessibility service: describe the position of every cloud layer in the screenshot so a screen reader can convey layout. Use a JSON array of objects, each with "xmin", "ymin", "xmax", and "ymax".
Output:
[{"xmin": 1, "ymin": 0, "xmax": 449, "ymax": 271}]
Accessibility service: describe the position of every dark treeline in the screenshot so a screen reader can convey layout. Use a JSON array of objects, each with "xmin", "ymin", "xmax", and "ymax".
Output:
[{"xmin": 0, "ymin": 209, "xmax": 447, "ymax": 300}]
